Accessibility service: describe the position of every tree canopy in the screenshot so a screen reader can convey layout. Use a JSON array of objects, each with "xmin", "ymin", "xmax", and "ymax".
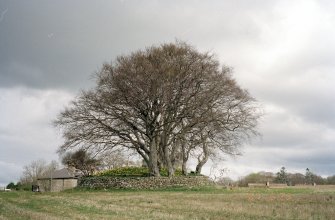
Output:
[
  {"xmin": 274, "ymin": 167, "xmax": 288, "ymax": 184},
  {"xmin": 55, "ymin": 42, "xmax": 261, "ymax": 177},
  {"xmin": 61, "ymin": 149, "xmax": 100, "ymax": 176}
]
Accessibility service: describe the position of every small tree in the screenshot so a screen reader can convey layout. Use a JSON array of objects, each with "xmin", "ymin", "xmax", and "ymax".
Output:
[
  {"xmin": 19, "ymin": 159, "xmax": 58, "ymax": 185},
  {"xmin": 327, "ymin": 175, "xmax": 335, "ymax": 185},
  {"xmin": 6, "ymin": 182, "xmax": 16, "ymax": 189},
  {"xmin": 305, "ymin": 168, "xmax": 314, "ymax": 185},
  {"xmin": 13, "ymin": 182, "xmax": 31, "ymax": 191},
  {"xmin": 275, "ymin": 167, "xmax": 288, "ymax": 184},
  {"xmin": 305, "ymin": 168, "xmax": 325, "ymax": 185},
  {"xmin": 61, "ymin": 149, "xmax": 100, "ymax": 176}
]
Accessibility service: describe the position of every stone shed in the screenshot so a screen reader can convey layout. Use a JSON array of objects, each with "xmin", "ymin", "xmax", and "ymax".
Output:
[{"xmin": 37, "ymin": 168, "xmax": 82, "ymax": 192}]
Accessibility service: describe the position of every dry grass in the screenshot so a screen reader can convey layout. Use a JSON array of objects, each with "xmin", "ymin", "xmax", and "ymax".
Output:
[{"xmin": 1, "ymin": 186, "xmax": 335, "ymax": 219}]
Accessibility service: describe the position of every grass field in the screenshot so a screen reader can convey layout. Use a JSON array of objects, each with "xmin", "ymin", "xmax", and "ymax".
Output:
[{"xmin": 1, "ymin": 186, "xmax": 335, "ymax": 220}]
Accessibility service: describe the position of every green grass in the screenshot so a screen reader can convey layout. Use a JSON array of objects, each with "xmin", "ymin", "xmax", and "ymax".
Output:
[{"xmin": 1, "ymin": 186, "xmax": 335, "ymax": 219}]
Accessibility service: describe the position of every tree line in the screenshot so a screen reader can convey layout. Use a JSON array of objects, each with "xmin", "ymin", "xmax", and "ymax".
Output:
[{"xmin": 236, "ymin": 167, "xmax": 335, "ymax": 186}]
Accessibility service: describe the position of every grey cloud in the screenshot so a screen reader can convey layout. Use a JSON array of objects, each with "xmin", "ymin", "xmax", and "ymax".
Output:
[
  {"xmin": 0, "ymin": 0, "xmax": 275, "ymax": 90},
  {"xmin": 0, "ymin": 88, "xmax": 73, "ymax": 184},
  {"xmin": 252, "ymin": 77, "xmax": 335, "ymax": 128},
  {"xmin": 1, "ymin": 0, "xmax": 335, "ymax": 183},
  {"xmin": 0, "ymin": 161, "xmax": 22, "ymax": 187},
  {"xmin": 0, "ymin": 8, "xmax": 8, "ymax": 23},
  {"xmin": 285, "ymin": 151, "xmax": 335, "ymax": 176},
  {"xmin": 252, "ymin": 107, "xmax": 329, "ymax": 148}
]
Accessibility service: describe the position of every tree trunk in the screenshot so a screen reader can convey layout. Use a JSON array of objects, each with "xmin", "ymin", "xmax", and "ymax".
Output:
[
  {"xmin": 149, "ymin": 140, "xmax": 160, "ymax": 177},
  {"xmin": 168, "ymin": 165, "xmax": 174, "ymax": 177},
  {"xmin": 163, "ymin": 145, "xmax": 174, "ymax": 177},
  {"xmin": 195, "ymin": 143, "xmax": 209, "ymax": 175},
  {"xmin": 181, "ymin": 144, "xmax": 188, "ymax": 175},
  {"xmin": 159, "ymin": 130, "xmax": 175, "ymax": 177},
  {"xmin": 136, "ymin": 149, "xmax": 149, "ymax": 168},
  {"xmin": 182, "ymin": 160, "xmax": 188, "ymax": 176}
]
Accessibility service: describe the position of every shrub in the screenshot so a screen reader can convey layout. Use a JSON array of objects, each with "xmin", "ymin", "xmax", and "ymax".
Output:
[
  {"xmin": 96, "ymin": 167, "xmax": 183, "ymax": 177},
  {"xmin": 97, "ymin": 167, "xmax": 149, "ymax": 177},
  {"xmin": 15, "ymin": 182, "xmax": 32, "ymax": 191},
  {"xmin": 6, "ymin": 182, "xmax": 16, "ymax": 189},
  {"xmin": 159, "ymin": 168, "xmax": 183, "ymax": 177},
  {"xmin": 5, "ymin": 182, "xmax": 31, "ymax": 191}
]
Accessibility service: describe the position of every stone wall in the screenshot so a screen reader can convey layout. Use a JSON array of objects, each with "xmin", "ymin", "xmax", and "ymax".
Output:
[
  {"xmin": 247, "ymin": 183, "xmax": 267, "ymax": 188},
  {"xmin": 247, "ymin": 182, "xmax": 288, "ymax": 188},
  {"xmin": 78, "ymin": 176, "xmax": 212, "ymax": 189}
]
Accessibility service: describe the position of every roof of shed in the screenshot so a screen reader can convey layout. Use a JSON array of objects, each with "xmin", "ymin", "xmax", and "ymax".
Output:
[{"xmin": 38, "ymin": 168, "xmax": 81, "ymax": 180}]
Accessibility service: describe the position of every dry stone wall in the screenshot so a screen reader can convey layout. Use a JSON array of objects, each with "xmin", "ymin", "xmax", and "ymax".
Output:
[{"xmin": 78, "ymin": 176, "xmax": 212, "ymax": 189}]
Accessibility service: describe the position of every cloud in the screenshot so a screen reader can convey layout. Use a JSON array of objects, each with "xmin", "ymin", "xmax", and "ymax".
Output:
[
  {"xmin": 0, "ymin": 8, "xmax": 8, "ymax": 23},
  {"xmin": 0, "ymin": 161, "xmax": 21, "ymax": 187},
  {"xmin": 214, "ymin": 102, "xmax": 335, "ymax": 179},
  {"xmin": 0, "ymin": 87, "xmax": 74, "ymax": 184},
  {"xmin": 0, "ymin": 0, "xmax": 335, "ymax": 182},
  {"xmin": 0, "ymin": 0, "xmax": 274, "ymax": 90}
]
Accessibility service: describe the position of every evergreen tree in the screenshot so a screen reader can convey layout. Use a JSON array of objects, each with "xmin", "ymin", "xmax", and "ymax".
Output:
[{"xmin": 275, "ymin": 167, "xmax": 288, "ymax": 184}]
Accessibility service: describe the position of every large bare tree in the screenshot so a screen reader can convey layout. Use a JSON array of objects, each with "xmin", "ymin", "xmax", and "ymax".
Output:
[{"xmin": 55, "ymin": 42, "xmax": 261, "ymax": 177}]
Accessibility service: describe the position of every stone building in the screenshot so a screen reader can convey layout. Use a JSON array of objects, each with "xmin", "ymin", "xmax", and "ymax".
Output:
[{"xmin": 37, "ymin": 168, "xmax": 82, "ymax": 192}]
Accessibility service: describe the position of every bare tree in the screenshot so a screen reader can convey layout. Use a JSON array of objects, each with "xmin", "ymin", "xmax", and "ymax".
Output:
[
  {"xmin": 97, "ymin": 149, "xmax": 138, "ymax": 169},
  {"xmin": 20, "ymin": 159, "xmax": 59, "ymax": 184},
  {"xmin": 55, "ymin": 42, "xmax": 261, "ymax": 177}
]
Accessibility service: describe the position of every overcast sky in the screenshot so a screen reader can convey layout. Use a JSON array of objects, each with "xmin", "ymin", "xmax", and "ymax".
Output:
[{"xmin": 1, "ymin": 0, "xmax": 335, "ymax": 186}]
